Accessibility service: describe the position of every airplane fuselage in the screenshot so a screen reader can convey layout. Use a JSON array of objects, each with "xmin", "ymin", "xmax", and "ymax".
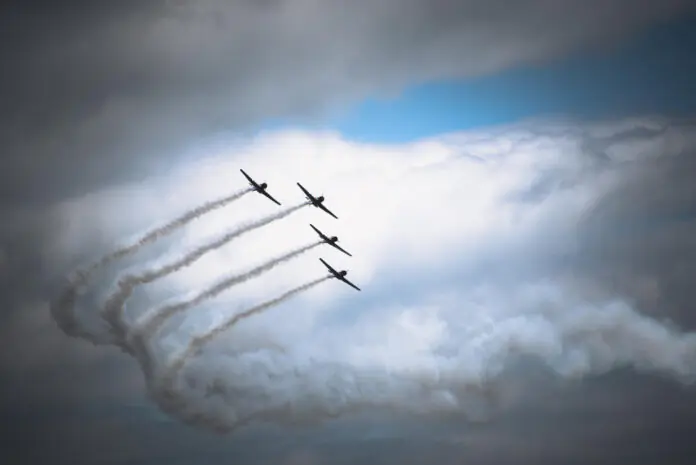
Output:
[{"xmin": 307, "ymin": 195, "xmax": 325, "ymax": 206}]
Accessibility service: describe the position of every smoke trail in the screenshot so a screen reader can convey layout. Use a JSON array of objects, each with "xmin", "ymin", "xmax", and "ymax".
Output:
[
  {"xmin": 102, "ymin": 202, "xmax": 309, "ymax": 340},
  {"xmin": 50, "ymin": 188, "xmax": 252, "ymax": 339},
  {"xmin": 89, "ymin": 188, "xmax": 254, "ymax": 274},
  {"xmin": 49, "ymin": 276, "xmax": 89, "ymax": 340},
  {"xmin": 146, "ymin": 276, "xmax": 330, "ymax": 432},
  {"xmin": 160, "ymin": 275, "xmax": 330, "ymax": 387},
  {"xmin": 128, "ymin": 241, "xmax": 323, "ymax": 371}
]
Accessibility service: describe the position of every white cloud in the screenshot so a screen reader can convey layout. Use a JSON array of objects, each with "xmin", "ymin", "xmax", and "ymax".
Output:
[{"xmin": 42, "ymin": 117, "xmax": 696, "ymax": 431}]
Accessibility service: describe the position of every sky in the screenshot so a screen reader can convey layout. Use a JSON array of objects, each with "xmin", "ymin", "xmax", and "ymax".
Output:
[
  {"xmin": 3, "ymin": 1, "xmax": 696, "ymax": 465},
  {"xmin": 266, "ymin": 12, "xmax": 696, "ymax": 142}
]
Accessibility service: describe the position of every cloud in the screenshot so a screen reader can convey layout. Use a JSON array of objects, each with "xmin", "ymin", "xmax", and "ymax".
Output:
[
  {"xmin": 3, "ymin": 0, "xmax": 694, "ymax": 204},
  {"xmin": 18, "ymin": 115, "xmax": 695, "ymax": 433},
  {"xmin": 0, "ymin": 246, "xmax": 6, "ymax": 279}
]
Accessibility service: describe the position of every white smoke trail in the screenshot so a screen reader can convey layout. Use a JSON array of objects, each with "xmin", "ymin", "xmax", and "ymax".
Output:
[
  {"xmin": 128, "ymin": 242, "xmax": 324, "ymax": 375},
  {"xmin": 50, "ymin": 188, "xmax": 252, "ymax": 341},
  {"xmin": 157, "ymin": 275, "xmax": 331, "ymax": 392},
  {"xmin": 88, "ymin": 188, "xmax": 254, "ymax": 274},
  {"xmin": 102, "ymin": 202, "xmax": 309, "ymax": 340}
]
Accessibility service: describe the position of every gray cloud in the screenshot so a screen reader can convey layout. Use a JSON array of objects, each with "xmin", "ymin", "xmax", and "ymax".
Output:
[
  {"xmin": 1, "ymin": 116, "xmax": 691, "ymax": 465},
  {"xmin": 6, "ymin": 145, "xmax": 696, "ymax": 463},
  {"xmin": 2, "ymin": 0, "xmax": 695, "ymax": 205},
  {"xmin": 573, "ymin": 121, "xmax": 696, "ymax": 327}
]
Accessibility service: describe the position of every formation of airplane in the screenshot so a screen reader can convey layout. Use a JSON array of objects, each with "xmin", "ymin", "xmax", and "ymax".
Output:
[
  {"xmin": 240, "ymin": 169, "xmax": 281, "ymax": 206},
  {"xmin": 240, "ymin": 168, "xmax": 361, "ymax": 292}
]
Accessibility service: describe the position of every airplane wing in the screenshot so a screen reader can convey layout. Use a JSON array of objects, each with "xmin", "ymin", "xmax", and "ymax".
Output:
[
  {"xmin": 310, "ymin": 224, "xmax": 327, "ymax": 240},
  {"xmin": 240, "ymin": 169, "xmax": 256, "ymax": 186},
  {"xmin": 259, "ymin": 189, "xmax": 281, "ymax": 206},
  {"xmin": 329, "ymin": 242, "xmax": 352, "ymax": 257},
  {"xmin": 297, "ymin": 182, "xmax": 313, "ymax": 199},
  {"xmin": 319, "ymin": 258, "xmax": 338, "ymax": 275},
  {"xmin": 337, "ymin": 275, "xmax": 361, "ymax": 291},
  {"xmin": 317, "ymin": 202, "xmax": 339, "ymax": 219}
]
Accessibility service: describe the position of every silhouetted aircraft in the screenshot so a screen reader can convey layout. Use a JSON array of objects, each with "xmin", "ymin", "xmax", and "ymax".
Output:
[
  {"xmin": 240, "ymin": 169, "xmax": 281, "ymax": 206},
  {"xmin": 320, "ymin": 258, "xmax": 360, "ymax": 291},
  {"xmin": 311, "ymin": 224, "xmax": 352, "ymax": 257},
  {"xmin": 297, "ymin": 182, "xmax": 338, "ymax": 219}
]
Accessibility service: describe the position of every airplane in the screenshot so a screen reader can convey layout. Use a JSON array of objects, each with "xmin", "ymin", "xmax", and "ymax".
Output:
[
  {"xmin": 240, "ymin": 169, "xmax": 281, "ymax": 206},
  {"xmin": 297, "ymin": 182, "xmax": 338, "ymax": 219},
  {"xmin": 320, "ymin": 257, "xmax": 361, "ymax": 291},
  {"xmin": 311, "ymin": 224, "xmax": 352, "ymax": 257}
]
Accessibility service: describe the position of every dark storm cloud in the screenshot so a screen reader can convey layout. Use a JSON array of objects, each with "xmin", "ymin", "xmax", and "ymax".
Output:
[{"xmin": 2, "ymin": 0, "xmax": 695, "ymax": 205}]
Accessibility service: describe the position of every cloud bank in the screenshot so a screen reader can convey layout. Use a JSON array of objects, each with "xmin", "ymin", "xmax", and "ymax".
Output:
[
  {"xmin": 3, "ymin": 0, "xmax": 695, "ymax": 204},
  {"xmin": 31, "ymin": 116, "xmax": 696, "ymax": 432}
]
